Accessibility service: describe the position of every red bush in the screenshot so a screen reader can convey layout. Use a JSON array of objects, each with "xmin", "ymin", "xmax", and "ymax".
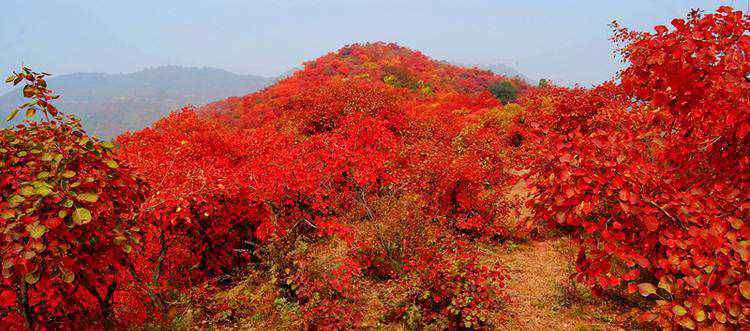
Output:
[
  {"xmin": 518, "ymin": 7, "xmax": 749, "ymax": 329},
  {"xmin": 0, "ymin": 68, "xmax": 145, "ymax": 328}
]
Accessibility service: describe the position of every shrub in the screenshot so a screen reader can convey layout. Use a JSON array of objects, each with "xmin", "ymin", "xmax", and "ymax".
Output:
[
  {"xmin": 517, "ymin": 7, "xmax": 749, "ymax": 329},
  {"xmin": 488, "ymin": 80, "xmax": 518, "ymax": 103},
  {"xmin": 0, "ymin": 67, "xmax": 145, "ymax": 327}
]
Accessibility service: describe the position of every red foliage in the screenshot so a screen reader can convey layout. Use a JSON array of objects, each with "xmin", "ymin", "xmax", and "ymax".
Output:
[
  {"xmin": 0, "ymin": 68, "xmax": 145, "ymax": 328},
  {"xmin": 8, "ymin": 7, "xmax": 746, "ymax": 326},
  {"xmin": 111, "ymin": 42, "xmax": 523, "ymax": 327},
  {"xmin": 395, "ymin": 240, "xmax": 507, "ymax": 328},
  {"xmin": 517, "ymin": 7, "xmax": 749, "ymax": 329}
]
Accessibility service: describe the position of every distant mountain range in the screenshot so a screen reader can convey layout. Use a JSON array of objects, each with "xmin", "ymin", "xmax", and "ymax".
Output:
[
  {"xmin": 0, "ymin": 62, "xmax": 526, "ymax": 137},
  {"xmin": 449, "ymin": 61, "xmax": 530, "ymax": 83},
  {"xmin": 0, "ymin": 66, "xmax": 273, "ymax": 137},
  {"xmin": 476, "ymin": 63, "xmax": 530, "ymax": 83}
]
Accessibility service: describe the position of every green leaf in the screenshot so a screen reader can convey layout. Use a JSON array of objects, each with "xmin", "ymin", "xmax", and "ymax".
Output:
[
  {"xmin": 25, "ymin": 222, "xmax": 47, "ymax": 239},
  {"xmin": 104, "ymin": 160, "xmax": 119, "ymax": 169},
  {"xmin": 100, "ymin": 141, "xmax": 115, "ymax": 149},
  {"xmin": 61, "ymin": 170, "xmax": 76, "ymax": 178},
  {"xmin": 72, "ymin": 208, "xmax": 92, "ymax": 225},
  {"xmin": 76, "ymin": 193, "xmax": 99, "ymax": 203},
  {"xmin": 37, "ymin": 171, "xmax": 50, "ymax": 179}
]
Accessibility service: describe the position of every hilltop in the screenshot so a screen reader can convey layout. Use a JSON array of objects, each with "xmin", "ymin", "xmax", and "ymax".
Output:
[{"xmin": 201, "ymin": 42, "xmax": 529, "ymax": 128}]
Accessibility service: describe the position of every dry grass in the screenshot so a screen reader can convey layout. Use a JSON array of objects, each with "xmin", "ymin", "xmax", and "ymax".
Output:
[{"xmin": 483, "ymin": 238, "xmax": 637, "ymax": 330}]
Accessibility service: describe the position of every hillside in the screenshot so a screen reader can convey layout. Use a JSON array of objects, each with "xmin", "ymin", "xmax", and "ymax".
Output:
[
  {"xmin": 0, "ymin": 66, "xmax": 272, "ymax": 136},
  {"xmin": 113, "ymin": 42, "xmax": 534, "ymax": 328},
  {"xmin": 1, "ymin": 7, "xmax": 747, "ymax": 329}
]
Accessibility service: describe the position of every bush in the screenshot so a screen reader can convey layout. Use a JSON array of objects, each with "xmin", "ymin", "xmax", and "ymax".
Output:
[
  {"xmin": 516, "ymin": 7, "xmax": 749, "ymax": 329},
  {"xmin": 488, "ymin": 80, "xmax": 518, "ymax": 103},
  {"xmin": 0, "ymin": 68, "xmax": 145, "ymax": 327}
]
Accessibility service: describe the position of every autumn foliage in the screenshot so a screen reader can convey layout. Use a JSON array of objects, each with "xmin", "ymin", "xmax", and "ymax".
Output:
[
  {"xmin": 0, "ymin": 6, "xmax": 748, "ymax": 329},
  {"xmin": 113, "ymin": 42, "xmax": 524, "ymax": 328},
  {"xmin": 517, "ymin": 7, "xmax": 749, "ymax": 329},
  {"xmin": 0, "ymin": 68, "xmax": 145, "ymax": 328}
]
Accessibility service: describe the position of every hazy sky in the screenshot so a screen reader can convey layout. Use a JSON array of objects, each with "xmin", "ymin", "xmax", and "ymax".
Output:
[{"xmin": 1, "ymin": 0, "xmax": 745, "ymax": 87}]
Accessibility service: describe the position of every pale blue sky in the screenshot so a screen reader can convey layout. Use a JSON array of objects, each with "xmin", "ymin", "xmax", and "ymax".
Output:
[{"xmin": 1, "ymin": 0, "xmax": 744, "ymax": 87}]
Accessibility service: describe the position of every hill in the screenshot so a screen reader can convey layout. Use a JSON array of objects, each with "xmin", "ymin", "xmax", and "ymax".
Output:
[
  {"xmin": 201, "ymin": 42, "xmax": 530, "ymax": 127},
  {"xmin": 0, "ymin": 66, "xmax": 272, "ymax": 136},
  {"xmin": 115, "ymin": 42, "xmax": 532, "ymax": 328}
]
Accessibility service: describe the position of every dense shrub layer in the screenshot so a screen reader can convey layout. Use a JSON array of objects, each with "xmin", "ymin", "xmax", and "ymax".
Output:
[
  {"xmin": 0, "ymin": 8, "xmax": 746, "ymax": 329},
  {"xmin": 516, "ymin": 7, "xmax": 749, "ymax": 329}
]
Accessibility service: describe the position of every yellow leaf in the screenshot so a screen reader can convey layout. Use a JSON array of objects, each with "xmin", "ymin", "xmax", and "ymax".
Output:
[
  {"xmin": 61, "ymin": 268, "xmax": 75, "ymax": 283},
  {"xmin": 24, "ymin": 273, "xmax": 38, "ymax": 285},
  {"xmin": 72, "ymin": 208, "xmax": 92, "ymax": 225},
  {"xmin": 740, "ymin": 281, "xmax": 750, "ymax": 300},
  {"xmin": 694, "ymin": 309, "xmax": 705, "ymax": 322},
  {"xmin": 728, "ymin": 217, "xmax": 743, "ymax": 230},
  {"xmin": 637, "ymin": 283, "xmax": 656, "ymax": 297},
  {"xmin": 76, "ymin": 193, "xmax": 99, "ymax": 203},
  {"xmin": 104, "ymin": 160, "xmax": 119, "ymax": 169},
  {"xmin": 25, "ymin": 222, "xmax": 47, "ymax": 239},
  {"xmin": 678, "ymin": 318, "xmax": 695, "ymax": 330},
  {"xmin": 658, "ymin": 276, "xmax": 673, "ymax": 294},
  {"xmin": 672, "ymin": 305, "xmax": 687, "ymax": 316}
]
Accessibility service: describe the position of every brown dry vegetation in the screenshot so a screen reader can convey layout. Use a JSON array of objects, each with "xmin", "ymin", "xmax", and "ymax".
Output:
[
  {"xmin": 167, "ymin": 237, "xmax": 647, "ymax": 330},
  {"xmin": 490, "ymin": 238, "xmax": 635, "ymax": 330},
  {"xmin": 162, "ymin": 179, "xmax": 644, "ymax": 330}
]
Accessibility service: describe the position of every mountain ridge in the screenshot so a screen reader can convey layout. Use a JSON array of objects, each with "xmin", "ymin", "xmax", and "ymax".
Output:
[{"xmin": 0, "ymin": 65, "xmax": 273, "ymax": 136}]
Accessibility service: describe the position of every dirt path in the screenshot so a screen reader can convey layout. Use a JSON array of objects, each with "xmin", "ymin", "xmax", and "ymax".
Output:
[{"xmin": 486, "ymin": 238, "xmax": 633, "ymax": 330}]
